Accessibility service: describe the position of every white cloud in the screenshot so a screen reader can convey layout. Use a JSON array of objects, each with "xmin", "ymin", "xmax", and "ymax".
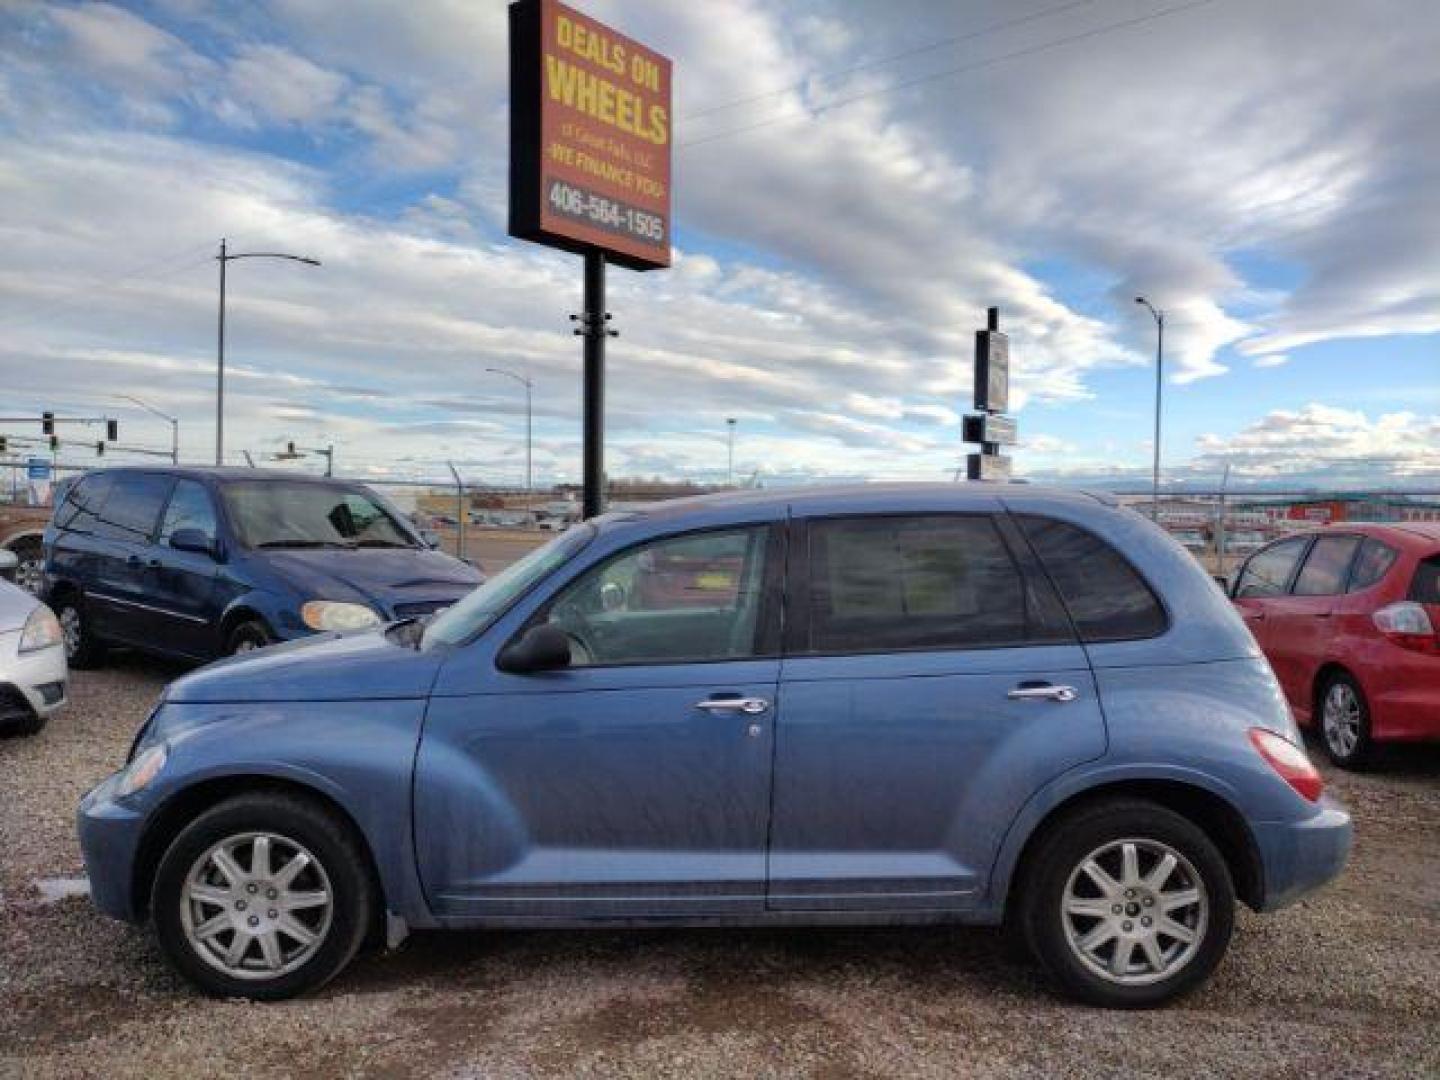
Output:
[{"xmin": 226, "ymin": 44, "xmax": 348, "ymax": 127}]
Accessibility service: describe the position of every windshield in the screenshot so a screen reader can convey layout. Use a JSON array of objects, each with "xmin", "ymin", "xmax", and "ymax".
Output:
[
  {"xmin": 222, "ymin": 481, "xmax": 419, "ymax": 549},
  {"xmin": 423, "ymin": 524, "xmax": 594, "ymax": 648}
]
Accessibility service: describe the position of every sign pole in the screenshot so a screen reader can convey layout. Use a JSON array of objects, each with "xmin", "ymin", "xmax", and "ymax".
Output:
[{"xmin": 582, "ymin": 250, "xmax": 607, "ymax": 519}]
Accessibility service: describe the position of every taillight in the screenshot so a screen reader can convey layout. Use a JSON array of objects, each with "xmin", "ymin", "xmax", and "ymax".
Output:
[
  {"xmin": 1248, "ymin": 728, "xmax": 1323, "ymax": 802},
  {"xmin": 1373, "ymin": 601, "xmax": 1440, "ymax": 655}
]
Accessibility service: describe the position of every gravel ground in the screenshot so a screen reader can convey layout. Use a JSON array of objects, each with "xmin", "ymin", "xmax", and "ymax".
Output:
[{"xmin": 2, "ymin": 655, "xmax": 1437, "ymax": 1079}]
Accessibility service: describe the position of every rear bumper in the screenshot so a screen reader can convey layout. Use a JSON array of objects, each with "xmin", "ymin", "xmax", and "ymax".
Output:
[
  {"xmin": 1250, "ymin": 795, "xmax": 1352, "ymax": 912},
  {"xmin": 76, "ymin": 771, "xmax": 148, "ymax": 923}
]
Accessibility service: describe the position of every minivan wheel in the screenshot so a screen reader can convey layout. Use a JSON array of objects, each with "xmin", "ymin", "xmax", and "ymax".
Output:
[
  {"xmin": 1019, "ymin": 799, "xmax": 1234, "ymax": 1008},
  {"xmin": 1319, "ymin": 672, "xmax": 1373, "ymax": 769},
  {"xmin": 52, "ymin": 594, "xmax": 105, "ymax": 669},
  {"xmin": 227, "ymin": 619, "xmax": 274, "ymax": 656},
  {"xmin": 8, "ymin": 539, "xmax": 44, "ymax": 596},
  {"xmin": 151, "ymin": 793, "xmax": 373, "ymax": 1000}
]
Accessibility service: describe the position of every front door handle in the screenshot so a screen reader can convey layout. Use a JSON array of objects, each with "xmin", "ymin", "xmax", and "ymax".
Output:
[
  {"xmin": 695, "ymin": 696, "xmax": 770, "ymax": 715},
  {"xmin": 1007, "ymin": 684, "xmax": 1078, "ymax": 703}
]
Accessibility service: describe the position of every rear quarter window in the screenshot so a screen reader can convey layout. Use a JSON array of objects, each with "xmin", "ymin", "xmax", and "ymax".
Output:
[
  {"xmin": 1017, "ymin": 515, "xmax": 1168, "ymax": 642},
  {"xmin": 1409, "ymin": 555, "xmax": 1440, "ymax": 604},
  {"xmin": 1349, "ymin": 539, "xmax": 1399, "ymax": 592}
]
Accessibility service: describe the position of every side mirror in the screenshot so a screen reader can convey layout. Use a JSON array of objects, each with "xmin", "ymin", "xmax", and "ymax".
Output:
[
  {"xmin": 170, "ymin": 528, "xmax": 217, "ymax": 559},
  {"xmin": 420, "ymin": 529, "xmax": 441, "ymax": 549},
  {"xmin": 496, "ymin": 623, "xmax": 573, "ymax": 674}
]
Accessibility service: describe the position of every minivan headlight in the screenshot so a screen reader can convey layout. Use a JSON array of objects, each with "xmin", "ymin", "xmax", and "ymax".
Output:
[
  {"xmin": 301, "ymin": 600, "xmax": 382, "ymax": 632},
  {"xmin": 117, "ymin": 744, "xmax": 168, "ymax": 798},
  {"xmin": 18, "ymin": 605, "xmax": 63, "ymax": 653}
]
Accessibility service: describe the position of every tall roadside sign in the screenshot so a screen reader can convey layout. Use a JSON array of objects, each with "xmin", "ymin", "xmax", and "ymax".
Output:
[
  {"xmin": 965, "ymin": 307, "xmax": 1017, "ymax": 481},
  {"xmin": 510, "ymin": 0, "xmax": 673, "ymax": 517}
]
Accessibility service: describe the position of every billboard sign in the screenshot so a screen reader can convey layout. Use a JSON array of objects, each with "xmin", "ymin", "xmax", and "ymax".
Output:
[
  {"xmin": 973, "ymin": 328, "xmax": 1009, "ymax": 413},
  {"xmin": 509, "ymin": 0, "xmax": 673, "ymax": 270},
  {"xmin": 962, "ymin": 413, "xmax": 1017, "ymax": 447}
]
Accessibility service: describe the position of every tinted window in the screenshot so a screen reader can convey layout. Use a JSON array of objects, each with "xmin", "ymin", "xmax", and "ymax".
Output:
[
  {"xmin": 1349, "ymin": 539, "xmax": 1399, "ymax": 592},
  {"xmin": 95, "ymin": 473, "xmax": 173, "ymax": 542},
  {"xmin": 223, "ymin": 482, "xmax": 416, "ymax": 548},
  {"xmin": 159, "ymin": 480, "xmax": 218, "ymax": 545},
  {"xmin": 805, "ymin": 515, "xmax": 1068, "ymax": 653},
  {"xmin": 1293, "ymin": 535, "xmax": 1361, "ymax": 596},
  {"xmin": 545, "ymin": 526, "xmax": 771, "ymax": 666},
  {"xmin": 1018, "ymin": 515, "xmax": 1167, "ymax": 641},
  {"xmin": 1410, "ymin": 555, "xmax": 1440, "ymax": 604},
  {"xmin": 54, "ymin": 474, "xmax": 105, "ymax": 531},
  {"xmin": 1234, "ymin": 536, "xmax": 1310, "ymax": 598}
]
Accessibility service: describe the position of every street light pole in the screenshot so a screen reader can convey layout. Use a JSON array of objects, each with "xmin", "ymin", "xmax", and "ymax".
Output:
[
  {"xmin": 117, "ymin": 395, "xmax": 179, "ymax": 464},
  {"xmin": 215, "ymin": 238, "xmax": 322, "ymax": 466},
  {"xmin": 726, "ymin": 417, "xmax": 736, "ymax": 487},
  {"xmin": 486, "ymin": 367, "xmax": 534, "ymax": 524},
  {"xmin": 1135, "ymin": 297, "xmax": 1165, "ymax": 521}
]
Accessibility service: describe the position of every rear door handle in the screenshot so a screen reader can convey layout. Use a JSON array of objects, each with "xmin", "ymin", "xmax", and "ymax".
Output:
[
  {"xmin": 1007, "ymin": 684, "xmax": 1078, "ymax": 703},
  {"xmin": 695, "ymin": 696, "xmax": 770, "ymax": 715}
]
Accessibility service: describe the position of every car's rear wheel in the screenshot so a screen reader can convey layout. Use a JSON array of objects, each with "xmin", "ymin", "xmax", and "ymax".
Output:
[
  {"xmin": 1319, "ymin": 672, "xmax": 1373, "ymax": 769},
  {"xmin": 51, "ymin": 593, "xmax": 105, "ymax": 669},
  {"xmin": 1019, "ymin": 798, "xmax": 1235, "ymax": 1008},
  {"xmin": 151, "ymin": 793, "xmax": 373, "ymax": 1000},
  {"xmin": 227, "ymin": 619, "xmax": 274, "ymax": 656},
  {"xmin": 7, "ymin": 538, "xmax": 44, "ymax": 596}
]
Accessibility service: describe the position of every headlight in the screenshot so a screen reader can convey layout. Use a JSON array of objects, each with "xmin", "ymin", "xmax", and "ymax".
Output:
[
  {"xmin": 117, "ymin": 744, "xmax": 168, "ymax": 798},
  {"xmin": 301, "ymin": 600, "xmax": 382, "ymax": 632},
  {"xmin": 18, "ymin": 605, "xmax": 63, "ymax": 653}
]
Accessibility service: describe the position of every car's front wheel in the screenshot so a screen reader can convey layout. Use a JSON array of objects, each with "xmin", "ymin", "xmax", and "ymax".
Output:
[
  {"xmin": 151, "ymin": 793, "xmax": 373, "ymax": 1000},
  {"xmin": 51, "ymin": 593, "xmax": 105, "ymax": 669},
  {"xmin": 226, "ymin": 619, "xmax": 274, "ymax": 656},
  {"xmin": 1019, "ymin": 798, "xmax": 1235, "ymax": 1008}
]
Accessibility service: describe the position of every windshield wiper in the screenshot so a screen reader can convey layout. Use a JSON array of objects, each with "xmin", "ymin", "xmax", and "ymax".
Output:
[
  {"xmin": 255, "ymin": 539, "xmax": 357, "ymax": 549},
  {"xmin": 354, "ymin": 539, "xmax": 417, "ymax": 549}
]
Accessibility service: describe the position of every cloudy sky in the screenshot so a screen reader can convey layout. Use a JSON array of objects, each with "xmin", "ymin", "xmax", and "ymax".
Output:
[{"xmin": 1, "ymin": 0, "xmax": 1437, "ymax": 491}]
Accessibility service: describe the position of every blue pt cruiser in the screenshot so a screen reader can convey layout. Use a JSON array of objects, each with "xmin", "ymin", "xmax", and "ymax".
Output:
[{"xmin": 79, "ymin": 484, "xmax": 1351, "ymax": 1007}]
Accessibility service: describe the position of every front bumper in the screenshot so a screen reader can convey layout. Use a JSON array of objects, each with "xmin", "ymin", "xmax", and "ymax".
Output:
[
  {"xmin": 0, "ymin": 635, "xmax": 68, "ymax": 722},
  {"xmin": 1251, "ymin": 795, "xmax": 1352, "ymax": 912},
  {"xmin": 76, "ymin": 771, "xmax": 150, "ymax": 923}
]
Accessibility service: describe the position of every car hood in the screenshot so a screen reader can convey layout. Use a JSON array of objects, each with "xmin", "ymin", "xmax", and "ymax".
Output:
[
  {"xmin": 165, "ymin": 627, "xmax": 445, "ymax": 703},
  {"xmin": 0, "ymin": 580, "xmax": 38, "ymax": 633},
  {"xmin": 258, "ymin": 547, "xmax": 483, "ymax": 613}
]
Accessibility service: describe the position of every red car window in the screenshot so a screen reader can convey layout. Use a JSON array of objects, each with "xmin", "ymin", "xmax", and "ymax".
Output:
[
  {"xmin": 1409, "ymin": 555, "xmax": 1440, "ymax": 604},
  {"xmin": 1348, "ymin": 539, "xmax": 1399, "ymax": 592},
  {"xmin": 1294, "ymin": 535, "xmax": 1361, "ymax": 596}
]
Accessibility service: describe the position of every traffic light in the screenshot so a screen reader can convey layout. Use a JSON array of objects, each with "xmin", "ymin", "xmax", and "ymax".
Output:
[
  {"xmin": 106, "ymin": 419, "xmax": 119, "ymax": 441},
  {"xmin": 96, "ymin": 441, "xmax": 105, "ymax": 456},
  {"xmin": 42, "ymin": 411, "xmax": 54, "ymax": 435},
  {"xmin": 0, "ymin": 436, "xmax": 7, "ymax": 453},
  {"xmin": 49, "ymin": 435, "xmax": 59, "ymax": 451},
  {"xmin": 287, "ymin": 441, "xmax": 296, "ymax": 454}
]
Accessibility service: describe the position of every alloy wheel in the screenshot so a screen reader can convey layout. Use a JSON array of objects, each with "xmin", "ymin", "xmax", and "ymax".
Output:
[
  {"xmin": 13, "ymin": 554, "xmax": 44, "ymax": 596},
  {"xmin": 1322, "ymin": 682, "xmax": 1361, "ymax": 759},
  {"xmin": 179, "ymin": 832, "xmax": 334, "ymax": 981},
  {"xmin": 58, "ymin": 606, "xmax": 82, "ymax": 660},
  {"xmin": 1061, "ymin": 838, "xmax": 1209, "ymax": 986}
]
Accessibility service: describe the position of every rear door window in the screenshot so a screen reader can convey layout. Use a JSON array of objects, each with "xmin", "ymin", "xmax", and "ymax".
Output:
[
  {"xmin": 96, "ymin": 473, "xmax": 174, "ymax": 543},
  {"xmin": 56, "ymin": 474, "xmax": 113, "ymax": 535},
  {"xmin": 1017, "ymin": 515, "xmax": 1167, "ymax": 641},
  {"xmin": 1234, "ymin": 536, "xmax": 1310, "ymax": 598},
  {"xmin": 1409, "ymin": 555, "xmax": 1440, "ymax": 604},
  {"xmin": 1349, "ymin": 539, "xmax": 1399, "ymax": 592},
  {"xmin": 804, "ymin": 514, "xmax": 1071, "ymax": 654},
  {"xmin": 1293, "ymin": 534, "xmax": 1361, "ymax": 596}
]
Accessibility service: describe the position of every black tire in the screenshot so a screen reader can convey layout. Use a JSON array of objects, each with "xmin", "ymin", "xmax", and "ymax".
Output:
[
  {"xmin": 51, "ymin": 593, "xmax": 106, "ymax": 669},
  {"xmin": 151, "ymin": 792, "xmax": 373, "ymax": 1001},
  {"xmin": 8, "ymin": 538, "xmax": 44, "ymax": 596},
  {"xmin": 1018, "ymin": 798, "xmax": 1235, "ymax": 1008},
  {"xmin": 1317, "ymin": 671, "xmax": 1374, "ymax": 769},
  {"xmin": 226, "ymin": 619, "xmax": 274, "ymax": 656},
  {"xmin": 2, "ymin": 708, "xmax": 46, "ymax": 737}
]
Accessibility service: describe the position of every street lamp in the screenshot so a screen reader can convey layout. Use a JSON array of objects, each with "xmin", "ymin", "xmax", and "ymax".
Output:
[
  {"xmin": 726, "ymin": 417, "xmax": 737, "ymax": 487},
  {"xmin": 1135, "ymin": 296, "xmax": 1165, "ymax": 522},
  {"xmin": 216, "ymin": 238, "xmax": 321, "ymax": 466},
  {"xmin": 117, "ymin": 395, "xmax": 179, "ymax": 464},
  {"xmin": 486, "ymin": 367, "xmax": 534, "ymax": 522}
]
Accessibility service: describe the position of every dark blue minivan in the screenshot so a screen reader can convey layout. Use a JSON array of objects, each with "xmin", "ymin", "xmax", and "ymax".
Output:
[{"xmin": 43, "ymin": 467, "xmax": 482, "ymax": 666}]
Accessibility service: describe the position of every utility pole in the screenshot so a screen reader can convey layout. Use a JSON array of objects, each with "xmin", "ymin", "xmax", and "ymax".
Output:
[
  {"xmin": 1136, "ymin": 297, "xmax": 1165, "ymax": 521},
  {"xmin": 726, "ymin": 417, "xmax": 736, "ymax": 487},
  {"xmin": 215, "ymin": 238, "xmax": 322, "ymax": 466},
  {"xmin": 486, "ymin": 367, "xmax": 534, "ymax": 523},
  {"xmin": 572, "ymin": 252, "xmax": 616, "ymax": 519}
]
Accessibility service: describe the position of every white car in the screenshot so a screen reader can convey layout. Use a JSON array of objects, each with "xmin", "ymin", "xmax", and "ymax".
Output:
[{"xmin": 0, "ymin": 548, "xmax": 68, "ymax": 735}]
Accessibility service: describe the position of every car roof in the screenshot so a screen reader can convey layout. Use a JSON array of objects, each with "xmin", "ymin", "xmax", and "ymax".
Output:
[
  {"xmin": 1271, "ymin": 521, "xmax": 1440, "ymax": 550},
  {"xmin": 81, "ymin": 465, "xmax": 354, "ymax": 486},
  {"xmin": 606, "ymin": 482, "xmax": 1116, "ymax": 523}
]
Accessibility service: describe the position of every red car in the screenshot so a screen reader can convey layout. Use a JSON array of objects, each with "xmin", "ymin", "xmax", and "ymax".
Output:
[{"xmin": 1231, "ymin": 523, "xmax": 1440, "ymax": 767}]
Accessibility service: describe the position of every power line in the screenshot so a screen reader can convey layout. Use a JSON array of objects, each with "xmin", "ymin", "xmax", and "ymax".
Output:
[
  {"xmin": 679, "ymin": 0, "xmax": 1220, "ymax": 152},
  {"xmin": 681, "ymin": 0, "xmax": 1100, "ymax": 123}
]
